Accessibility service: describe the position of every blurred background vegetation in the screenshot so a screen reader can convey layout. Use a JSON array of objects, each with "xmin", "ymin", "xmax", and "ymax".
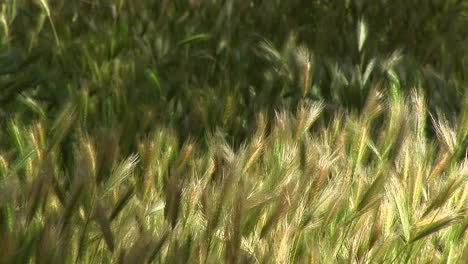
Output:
[{"xmin": 1, "ymin": 0, "xmax": 467, "ymax": 145}]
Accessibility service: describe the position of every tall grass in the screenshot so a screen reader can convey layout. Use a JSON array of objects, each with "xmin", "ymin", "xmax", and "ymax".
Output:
[{"xmin": 0, "ymin": 1, "xmax": 467, "ymax": 263}]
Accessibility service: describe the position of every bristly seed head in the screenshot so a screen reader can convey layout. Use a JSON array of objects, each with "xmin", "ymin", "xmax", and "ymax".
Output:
[{"xmin": 288, "ymin": 46, "xmax": 313, "ymax": 98}]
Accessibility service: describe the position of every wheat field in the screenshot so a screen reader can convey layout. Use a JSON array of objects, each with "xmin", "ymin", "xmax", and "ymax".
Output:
[{"xmin": 0, "ymin": 1, "xmax": 467, "ymax": 263}]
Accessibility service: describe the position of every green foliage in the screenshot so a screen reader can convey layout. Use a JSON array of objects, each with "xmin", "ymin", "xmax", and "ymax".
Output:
[{"xmin": 0, "ymin": 0, "xmax": 467, "ymax": 263}]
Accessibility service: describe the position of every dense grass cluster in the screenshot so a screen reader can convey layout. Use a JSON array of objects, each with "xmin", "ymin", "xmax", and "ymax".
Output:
[{"xmin": 0, "ymin": 1, "xmax": 467, "ymax": 263}]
